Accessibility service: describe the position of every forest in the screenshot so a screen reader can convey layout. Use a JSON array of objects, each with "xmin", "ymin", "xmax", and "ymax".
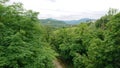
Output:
[{"xmin": 0, "ymin": 0, "xmax": 120, "ymax": 68}]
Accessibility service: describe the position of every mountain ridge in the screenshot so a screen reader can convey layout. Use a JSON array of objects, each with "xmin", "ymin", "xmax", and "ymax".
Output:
[
  {"xmin": 40, "ymin": 18, "xmax": 96, "ymax": 27},
  {"xmin": 40, "ymin": 18, "xmax": 68, "ymax": 27},
  {"xmin": 40, "ymin": 18, "xmax": 96, "ymax": 24},
  {"xmin": 63, "ymin": 18, "xmax": 96, "ymax": 24}
]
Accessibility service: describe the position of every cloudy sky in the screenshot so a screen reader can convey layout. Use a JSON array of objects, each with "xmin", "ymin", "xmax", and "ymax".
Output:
[{"xmin": 9, "ymin": 0, "xmax": 120, "ymax": 20}]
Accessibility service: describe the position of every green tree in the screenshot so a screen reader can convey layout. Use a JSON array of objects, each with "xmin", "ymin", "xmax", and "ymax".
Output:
[
  {"xmin": 95, "ymin": 8, "xmax": 118, "ymax": 29},
  {"xmin": 86, "ymin": 12, "xmax": 120, "ymax": 68},
  {"xmin": 0, "ymin": 1, "xmax": 55, "ymax": 68},
  {"xmin": 105, "ymin": 12, "xmax": 120, "ymax": 67}
]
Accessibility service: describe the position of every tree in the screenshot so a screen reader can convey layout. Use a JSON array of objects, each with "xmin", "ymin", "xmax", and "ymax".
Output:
[
  {"xmin": 105, "ymin": 12, "xmax": 120, "ymax": 67},
  {"xmin": 86, "ymin": 12, "xmax": 120, "ymax": 68},
  {"xmin": 95, "ymin": 8, "xmax": 118, "ymax": 29},
  {"xmin": 0, "ymin": 1, "xmax": 55, "ymax": 68},
  {"xmin": 108, "ymin": 8, "xmax": 118, "ymax": 16}
]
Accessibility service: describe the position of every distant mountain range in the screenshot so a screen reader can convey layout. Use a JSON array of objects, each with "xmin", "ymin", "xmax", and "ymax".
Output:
[
  {"xmin": 64, "ymin": 18, "xmax": 96, "ymax": 24},
  {"xmin": 40, "ymin": 18, "xmax": 96, "ymax": 27}
]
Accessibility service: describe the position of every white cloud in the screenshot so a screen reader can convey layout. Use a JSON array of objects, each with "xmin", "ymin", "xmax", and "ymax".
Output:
[{"xmin": 9, "ymin": 0, "xmax": 120, "ymax": 20}]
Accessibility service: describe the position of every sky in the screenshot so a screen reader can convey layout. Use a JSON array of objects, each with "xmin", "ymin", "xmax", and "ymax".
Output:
[{"xmin": 9, "ymin": 0, "xmax": 120, "ymax": 20}]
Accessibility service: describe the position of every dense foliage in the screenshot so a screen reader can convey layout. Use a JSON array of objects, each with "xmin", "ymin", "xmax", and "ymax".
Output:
[
  {"xmin": 0, "ymin": 1, "xmax": 56, "ymax": 68},
  {"xmin": 49, "ymin": 9, "xmax": 120, "ymax": 68},
  {"xmin": 0, "ymin": 0, "xmax": 120, "ymax": 68}
]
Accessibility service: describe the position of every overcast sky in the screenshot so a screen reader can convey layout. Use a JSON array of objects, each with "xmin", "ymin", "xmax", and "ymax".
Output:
[{"xmin": 9, "ymin": 0, "xmax": 120, "ymax": 20}]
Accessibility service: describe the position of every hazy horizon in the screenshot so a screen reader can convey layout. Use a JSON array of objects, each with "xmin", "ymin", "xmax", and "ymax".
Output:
[{"xmin": 9, "ymin": 0, "xmax": 120, "ymax": 20}]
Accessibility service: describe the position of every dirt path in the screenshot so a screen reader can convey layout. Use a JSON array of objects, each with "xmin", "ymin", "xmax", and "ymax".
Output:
[{"xmin": 53, "ymin": 58, "xmax": 65, "ymax": 68}]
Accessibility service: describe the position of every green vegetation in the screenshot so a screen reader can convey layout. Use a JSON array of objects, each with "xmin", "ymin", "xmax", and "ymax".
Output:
[
  {"xmin": 40, "ymin": 18, "xmax": 68, "ymax": 28},
  {"xmin": 0, "ymin": 1, "xmax": 56, "ymax": 68},
  {"xmin": 49, "ymin": 8, "xmax": 120, "ymax": 68},
  {"xmin": 0, "ymin": 0, "xmax": 120, "ymax": 68}
]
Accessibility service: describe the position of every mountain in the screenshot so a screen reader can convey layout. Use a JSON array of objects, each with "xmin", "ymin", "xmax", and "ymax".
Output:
[
  {"xmin": 40, "ymin": 18, "xmax": 96, "ymax": 28},
  {"xmin": 40, "ymin": 18, "xmax": 68, "ymax": 27},
  {"xmin": 64, "ymin": 18, "xmax": 96, "ymax": 24}
]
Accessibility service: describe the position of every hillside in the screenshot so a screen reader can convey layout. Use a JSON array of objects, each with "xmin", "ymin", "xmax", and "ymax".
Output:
[{"xmin": 40, "ymin": 18, "xmax": 68, "ymax": 27}]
